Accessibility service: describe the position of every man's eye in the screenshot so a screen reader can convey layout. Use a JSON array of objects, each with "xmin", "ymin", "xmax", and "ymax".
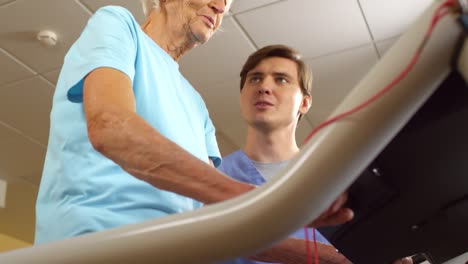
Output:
[
  {"xmin": 250, "ymin": 77, "xmax": 261, "ymax": 83},
  {"xmin": 277, "ymin": 77, "xmax": 288, "ymax": 83}
]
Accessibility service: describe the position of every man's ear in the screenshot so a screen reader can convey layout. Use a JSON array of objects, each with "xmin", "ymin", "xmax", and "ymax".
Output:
[{"xmin": 299, "ymin": 94, "xmax": 312, "ymax": 115}]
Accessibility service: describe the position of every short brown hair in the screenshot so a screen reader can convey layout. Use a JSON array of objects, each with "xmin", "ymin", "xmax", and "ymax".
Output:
[{"xmin": 240, "ymin": 45, "xmax": 312, "ymax": 98}]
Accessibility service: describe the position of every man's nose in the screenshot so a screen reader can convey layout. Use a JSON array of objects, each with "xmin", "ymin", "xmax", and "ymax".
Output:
[{"xmin": 257, "ymin": 79, "xmax": 273, "ymax": 95}]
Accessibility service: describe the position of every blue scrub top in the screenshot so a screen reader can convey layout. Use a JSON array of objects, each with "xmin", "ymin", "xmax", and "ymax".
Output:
[{"xmin": 218, "ymin": 150, "xmax": 330, "ymax": 264}]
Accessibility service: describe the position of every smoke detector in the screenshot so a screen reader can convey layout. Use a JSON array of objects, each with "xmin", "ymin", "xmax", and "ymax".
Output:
[{"xmin": 37, "ymin": 30, "xmax": 58, "ymax": 47}]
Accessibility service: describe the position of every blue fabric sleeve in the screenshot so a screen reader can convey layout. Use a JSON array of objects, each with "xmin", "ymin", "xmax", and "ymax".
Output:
[{"xmin": 66, "ymin": 6, "xmax": 137, "ymax": 103}]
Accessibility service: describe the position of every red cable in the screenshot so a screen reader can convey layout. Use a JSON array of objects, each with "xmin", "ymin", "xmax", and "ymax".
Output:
[
  {"xmin": 303, "ymin": 0, "xmax": 455, "ymax": 144},
  {"xmin": 302, "ymin": 1, "xmax": 456, "ymax": 263},
  {"xmin": 313, "ymin": 228, "xmax": 319, "ymax": 264},
  {"xmin": 304, "ymin": 227, "xmax": 313, "ymax": 264}
]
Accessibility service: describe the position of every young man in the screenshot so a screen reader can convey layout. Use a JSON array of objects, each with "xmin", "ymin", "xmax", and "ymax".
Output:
[
  {"xmin": 219, "ymin": 45, "xmax": 413, "ymax": 264},
  {"xmin": 219, "ymin": 45, "xmax": 351, "ymax": 264}
]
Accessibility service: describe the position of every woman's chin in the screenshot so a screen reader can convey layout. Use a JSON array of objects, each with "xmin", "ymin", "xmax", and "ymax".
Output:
[{"xmin": 191, "ymin": 29, "xmax": 214, "ymax": 44}]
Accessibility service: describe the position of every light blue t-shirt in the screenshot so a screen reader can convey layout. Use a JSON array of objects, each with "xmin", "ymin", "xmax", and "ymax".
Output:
[
  {"xmin": 35, "ymin": 6, "xmax": 221, "ymax": 244},
  {"xmin": 218, "ymin": 150, "xmax": 330, "ymax": 264}
]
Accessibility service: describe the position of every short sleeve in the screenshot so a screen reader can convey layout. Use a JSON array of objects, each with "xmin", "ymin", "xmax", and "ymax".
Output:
[{"xmin": 65, "ymin": 6, "xmax": 138, "ymax": 103}]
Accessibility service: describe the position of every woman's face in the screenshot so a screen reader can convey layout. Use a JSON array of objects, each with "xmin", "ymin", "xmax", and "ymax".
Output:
[{"xmin": 167, "ymin": 0, "xmax": 232, "ymax": 44}]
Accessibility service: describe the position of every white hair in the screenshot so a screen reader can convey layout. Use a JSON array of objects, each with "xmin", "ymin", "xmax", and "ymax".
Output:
[{"xmin": 141, "ymin": 0, "xmax": 160, "ymax": 17}]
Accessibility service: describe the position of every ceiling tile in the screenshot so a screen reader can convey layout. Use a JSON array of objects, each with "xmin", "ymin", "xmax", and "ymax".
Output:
[
  {"xmin": 42, "ymin": 68, "xmax": 61, "ymax": 85},
  {"xmin": 179, "ymin": 17, "xmax": 256, "ymax": 89},
  {"xmin": 0, "ymin": 124, "xmax": 45, "ymax": 186},
  {"xmin": 80, "ymin": 0, "xmax": 145, "ymax": 23},
  {"xmin": 236, "ymin": 0, "xmax": 371, "ymax": 59},
  {"xmin": 376, "ymin": 37, "xmax": 399, "ymax": 57},
  {"xmin": 0, "ymin": 48, "xmax": 35, "ymax": 86},
  {"xmin": 0, "ymin": 76, "xmax": 54, "ymax": 145},
  {"xmin": 230, "ymin": 0, "xmax": 281, "ymax": 14},
  {"xmin": 305, "ymin": 44, "xmax": 379, "ymax": 127},
  {"xmin": 0, "ymin": 0, "xmax": 13, "ymax": 6},
  {"xmin": 0, "ymin": 0, "xmax": 91, "ymax": 73},
  {"xmin": 199, "ymin": 78, "xmax": 246, "ymax": 148},
  {"xmin": 359, "ymin": 0, "xmax": 433, "ymax": 41}
]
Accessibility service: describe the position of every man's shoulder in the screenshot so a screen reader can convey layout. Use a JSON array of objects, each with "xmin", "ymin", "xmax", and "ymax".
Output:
[
  {"xmin": 218, "ymin": 150, "xmax": 244, "ymax": 171},
  {"xmin": 222, "ymin": 150, "xmax": 244, "ymax": 162}
]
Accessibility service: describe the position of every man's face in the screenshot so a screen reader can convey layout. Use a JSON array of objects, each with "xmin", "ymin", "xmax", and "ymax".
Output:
[
  {"xmin": 172, "ymin": 0, "xmax": 231, "ymax": 44},
  {"xmin": 240, "ymin": 57, "xmax": 311, "ymax": 130}
]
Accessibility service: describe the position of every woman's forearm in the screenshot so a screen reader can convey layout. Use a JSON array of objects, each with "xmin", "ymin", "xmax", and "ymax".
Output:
[{"xmin": 87, "ymin": 107, "xmax": 253, "ymax": 204}]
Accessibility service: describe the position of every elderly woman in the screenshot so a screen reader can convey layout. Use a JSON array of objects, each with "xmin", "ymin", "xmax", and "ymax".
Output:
[
  {"xmin": 34, "ymin": 0, "xmax": 355, "ymax": 263},
  {"xmin": 35, "ymin": 0, "xmax": 251, "ymax": 244}
]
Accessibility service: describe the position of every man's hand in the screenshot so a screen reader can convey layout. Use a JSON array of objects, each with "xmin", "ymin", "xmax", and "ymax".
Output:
[
  {"xmin": 309, "ymin": 193, "xmax": 354, "ymax": 228},
  {"xmin": 392, "ymin": 257, "xmax": 413, "ymax": 264},
  {"xmin": 250, "ymin": 239, "xmax": 352, "ymax": 264}
]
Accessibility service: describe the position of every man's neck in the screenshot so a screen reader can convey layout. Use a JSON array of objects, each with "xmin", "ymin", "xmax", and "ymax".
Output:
[{"xmin": 242, "ymin": 125, "xmax": 300, "ymax": 163}]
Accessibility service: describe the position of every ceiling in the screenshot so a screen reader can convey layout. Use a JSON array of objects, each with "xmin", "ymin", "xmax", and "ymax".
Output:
[{"xmin": 0, "ymin": 0, "xmax": 433, "ymax": 245}]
